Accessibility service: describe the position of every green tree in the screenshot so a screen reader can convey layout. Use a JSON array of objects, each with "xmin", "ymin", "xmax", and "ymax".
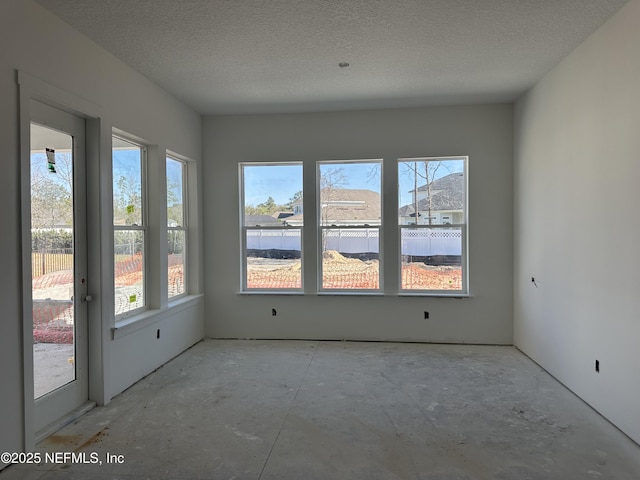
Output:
[
  {"xmin": 167, "ymin": 179, "xmax": 183, "ymax": 225},
  {"xmin": 286, "ymin": 190, "xmax": 303, "ymax": 210},
  {"xmin": 257, "ymin": 196, "xmax": 277, "ymax": 214},
  {"xmin": 115, "ymin": 175, "xmax": 142, "ymax": 225}
]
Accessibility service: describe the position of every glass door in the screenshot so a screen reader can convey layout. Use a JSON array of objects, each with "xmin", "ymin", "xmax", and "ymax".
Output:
[{"xmin": 30, "ymin": 100, "xmax": 89, "ymax": 434}]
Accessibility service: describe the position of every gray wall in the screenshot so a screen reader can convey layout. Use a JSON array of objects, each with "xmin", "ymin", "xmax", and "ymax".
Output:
[
  {"xmin": 514, "ymin": 0, "xmax": 640, "ymax": 444},
  {"xmin": 0, "ymin": 0, "xmax": 203, "ymax": 458},
  {"xmin": 203, "ymin": 105, "xmax": 513, "ymax": 342}
]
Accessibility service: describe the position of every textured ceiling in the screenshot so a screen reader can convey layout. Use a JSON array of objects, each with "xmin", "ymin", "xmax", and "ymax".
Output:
[{"xmin": 37, "ymin": 0, "xmax": 628, "ymax": 115}]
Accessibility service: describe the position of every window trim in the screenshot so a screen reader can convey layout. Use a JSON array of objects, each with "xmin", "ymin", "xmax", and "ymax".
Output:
[
  {"xmin": 397, "ymin": 156, "xmax": 468, "ymax": 295},
  {"xmin": 236, "ymin": 156, "xmax": 469, "ymax": 297},
  {"xmin": 113, "ymin": 134, "xmax": 148, "ymax": 320},
  {"xmin": 167, "ymin": 154, "xmax": 188, "ymax": 300},
  {"xmin": 239, "ymin": 162, "xmax": 304, "ymax": 293},
  {"xmin": 316, "ymin": 159, "xmax": 384, "ymax": 293}
]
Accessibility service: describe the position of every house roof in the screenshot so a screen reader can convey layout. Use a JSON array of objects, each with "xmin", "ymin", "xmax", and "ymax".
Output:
[
  {"xmin": 399, "ymin": 173, "xmax": 464, "ymax": 216},
  {"xmin": 286, "ymin": 188, "xmax": 381, "ymax": 225},
  {"xmin": 412, "ymin": 172, "xmax": 463, "ymax": 193},
  {"xmin": 244, "ymin": 215, "xmax": 283, "ymax": 227}
]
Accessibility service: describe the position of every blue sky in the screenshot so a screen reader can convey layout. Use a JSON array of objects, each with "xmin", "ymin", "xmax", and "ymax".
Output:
[
  {"xmin": 112, "ymin": 150, "xmax": 141, "ymax": 185},
  {"xmin": 243, "ymin": 162, "xmax": 381, "ymax": 207},
  {"xmin": 112, "ymin": 149, "xmax": 183, "ymax": 205},
  {"xmin": 166, "ymin": 157, "xmax": 183, "ymax": 205},
  {"xmin": 243, "ymin": 164, "xmax": 303, "ymax": 206},
  {"xmin": 35, "ymin": 150, "xmax": 462, "ymax": 210},
  {"xmin": 243, "ymin": 159, "xmax": 464, "ymax": 208},
  {"xmin": 31, "ymin": 147, "xmax": 183, "ymax": 209},
  {"xmin": 398, "ymin": 159, "xmax": 464, "ymax": 206}
]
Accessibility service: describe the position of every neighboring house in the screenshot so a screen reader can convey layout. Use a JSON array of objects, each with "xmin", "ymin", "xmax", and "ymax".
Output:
[
  {"xmin": 286, "ymin": 188, "xmax": 381, "ymax": 226},
  {"xmin": 399, "ymin": 173, "xmax": 464, "ymax": 225},
  {"xmin": 273, "ymin": 211, "xmax": 294, "ymax": 220}
]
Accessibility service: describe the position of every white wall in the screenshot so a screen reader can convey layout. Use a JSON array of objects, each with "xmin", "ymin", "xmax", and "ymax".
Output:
[
  {"xmin": 203, "ymin": 105, "xmax": 513, "ymax": 343},
  {"xmin": 0, "ymin": 0, "xmax": 203, "ymax": 458},
  {"xmin": 515, "ymin": 0, "xmax": 640, "ymax": 444}
]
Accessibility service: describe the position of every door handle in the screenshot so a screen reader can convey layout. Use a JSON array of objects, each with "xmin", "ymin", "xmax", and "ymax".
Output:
[{"xmin": 82, "ymin": 295, "xmax": 93, "ymax": 302}]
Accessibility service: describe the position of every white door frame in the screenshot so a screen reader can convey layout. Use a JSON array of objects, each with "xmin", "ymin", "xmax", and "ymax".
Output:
[
  {"xmin": 19, "ymin": 72, "xmax": 110, "ymax": 450},
  {"xmin": 30, "ymin": 101, "xmax": 90, "ymax": 435}
]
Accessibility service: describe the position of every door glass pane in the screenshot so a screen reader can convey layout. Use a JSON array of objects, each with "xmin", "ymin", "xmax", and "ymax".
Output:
[{"xmin": 30, "ymin": 123, "xmax": 75, "ymax": 398}]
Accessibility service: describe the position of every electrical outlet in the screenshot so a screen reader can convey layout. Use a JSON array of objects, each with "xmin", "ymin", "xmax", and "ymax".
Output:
[
  {"xmin": 595, "ymin": 359, "xmax": 600, "ymax": 373},
  {"xmin": 424, "ymin": 311, "xmax": 429, "ymax": 319},
  {"xmin": 156, "ymin": 329, "xmax": 160, "ymax": 339},
  {"xmin": 272, "ymin": 308, "xmax": 277, "ymax": 316}
]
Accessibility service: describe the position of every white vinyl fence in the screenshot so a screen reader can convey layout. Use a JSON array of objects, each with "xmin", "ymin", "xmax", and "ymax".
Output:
[
  {"xmin": 322, "ymin": 229, "xmax": 379, "ymax": 253},
  {"xmin": 400, "ymin": 228, "xmax": 462, "ymax": 256},
  {"xmin": 247, "ymin": 228, "xmax": 462, "ymax": 255},
  {"xmin": 246, "ymin": 229, "xmax": 302, "ymax": 251}
]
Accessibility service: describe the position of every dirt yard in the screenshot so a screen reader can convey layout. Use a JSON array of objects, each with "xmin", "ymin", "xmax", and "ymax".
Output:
[{"xmin": 247, "ymin": 250, "xmax": 462, "ymax": 290}]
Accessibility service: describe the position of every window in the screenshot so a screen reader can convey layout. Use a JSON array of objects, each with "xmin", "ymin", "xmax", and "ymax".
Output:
[
  {"xmin": 113, "ymin": 136, "xmax": 146, "ymax": 316},
  {"xmin": 398, "ymin": 157, "xmax": 467, "ymax": 293},
  {"xmin": 167, "ymin": 156, "xmax": 187, "ymax": 298},
  {"xmin": 238, "ymin": 157, "xmax": 467, "ymax": 296},
  {"xmin": 240, "ymin": 163, "xmax": 303, "ymax": 291},
  {"xmin": 318, "ymin": 160, "xmax": 382, "ymax": 291}
]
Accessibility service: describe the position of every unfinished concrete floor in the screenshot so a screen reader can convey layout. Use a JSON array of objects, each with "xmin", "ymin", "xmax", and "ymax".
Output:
[{"xmin": 3, "ymin": 340, "xmax": 640, "ymax": 479}]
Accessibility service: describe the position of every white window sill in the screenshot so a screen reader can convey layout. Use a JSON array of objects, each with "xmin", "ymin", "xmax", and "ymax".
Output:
[
  {"xmin": 238, "ymin": 291, "xmax": 305, "ymax": 296},
  {"xmin": 397, "ymin": 292, "xmax": 470, "ymax": 298},
  {"xmin": 237, "ymin": 291, "xmax": 470, "ymax": 298}
]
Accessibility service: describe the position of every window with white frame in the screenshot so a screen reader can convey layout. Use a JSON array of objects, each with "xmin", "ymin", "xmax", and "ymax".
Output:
[
  {"xmin": 318, "ymin": 160, "xmax": 382, "ymax": 291},
  {"xmin": 167, "ymin": 156, "xmax": 187, "ymax": 298},
  {"xmin": 113, "ymin": 136, "xmax": 146, "ymax": 316},
  {"xmin": 240, "ymin": 163, "xmax": 303, "ymax": 291},
  {"xmin": 398, "ymin": 157, "xmax": 467, "ymax": 293}
]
